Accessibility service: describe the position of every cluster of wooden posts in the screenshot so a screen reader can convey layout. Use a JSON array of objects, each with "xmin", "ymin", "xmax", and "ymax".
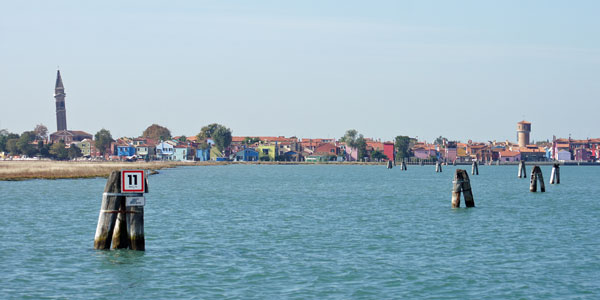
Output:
[
  {"xmin": 94, "ymin": 170, "xmax": 147, "ymax": 251},
  {"xmin": 517, "ymin": 161, "xmax": 561, "ymax": 192},
  {"xmin": 92, "ymin": 162, "xmax": 562, "ymax": 251},
  {"xmin": 386, "ymin": 159, "xmax": 562, "ymax": 208}
]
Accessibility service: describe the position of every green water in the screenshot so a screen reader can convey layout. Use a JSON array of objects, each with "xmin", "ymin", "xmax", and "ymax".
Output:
[{"xmin": 1, "ymin": 165, "xmax": 599, "ymax": 299}]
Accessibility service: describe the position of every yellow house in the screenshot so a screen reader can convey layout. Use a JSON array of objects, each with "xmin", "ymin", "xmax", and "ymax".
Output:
[
  {"xmin": 257, "ymin": 144, "xmax": 277, "ymax": 161},
  {"xmin": 0, "ymin": 152, "xmax": 6, "ymax": 159},
  {"xmin": 457, "ymin": 143, "xmax": 467, "ymax": 157}
]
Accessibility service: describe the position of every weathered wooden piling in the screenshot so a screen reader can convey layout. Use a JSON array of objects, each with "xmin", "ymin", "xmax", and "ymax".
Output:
[
  {"xmin": 94, "ymin": 171, "xmax": 121, "ymax": 250},
  {"xmin": 471, "ymin": 161, "xmax": 479, "ymax": 175},
  {"xmin": 387, "ymin": 160, "xmax": 393, "ymax": 169},
  {"xmin": 550, "ymin": 163, "xmax": 560, "ymax": 184},
  {"xmin": 435, "ymin": 161, "xmax": 442, "ymax": 172},
  {"xmin": 530, "ymin": 165, "xmax": 545, "ymax": 192},
  {"xmin": 94, "ymin": 170, "xmax": 147, "ymax": 251},
  {"xmin": 518, "ymin": 161, "xmax": 527, "ymax": 178},
  {"xmin": 451, "ymin": 169, "xmax": 475, "ymax": 208},
  {"xmin": 111, "ymin": 195, "xmax": 129, "ymax": 249}
]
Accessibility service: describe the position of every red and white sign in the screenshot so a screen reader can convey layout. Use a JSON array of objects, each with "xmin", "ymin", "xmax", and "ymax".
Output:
[{"xmin": 121, "ymin": 170, "xmax": 145, "ymax": 193}]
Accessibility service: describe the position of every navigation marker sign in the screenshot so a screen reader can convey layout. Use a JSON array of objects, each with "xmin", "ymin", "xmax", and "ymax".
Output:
[{"xmin": 121, "ymin": 170, "xmax": 145, "ymax": 193}]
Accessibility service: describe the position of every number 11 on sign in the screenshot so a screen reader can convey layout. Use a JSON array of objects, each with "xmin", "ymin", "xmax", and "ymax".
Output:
[{"xmin": 121, "ymin": 170, "xmax": 145, "ymax": 193}]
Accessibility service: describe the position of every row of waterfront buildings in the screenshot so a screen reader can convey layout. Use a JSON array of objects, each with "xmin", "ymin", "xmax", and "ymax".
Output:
[{"xmin": 50, "ymin": 134, "xmax": 600, "ymax": 163}]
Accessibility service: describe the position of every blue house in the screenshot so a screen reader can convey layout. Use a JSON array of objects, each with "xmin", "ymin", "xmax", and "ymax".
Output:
[
  {"xmin": 195, "ymin": 139, "xmax": 215, "ymax": 161},
  {"xmin": 235, "ymin": 148, "xmax": 259, "ymax": 161},
  {"xmin": 173, "ymin": 146, "xmax": 190, "ymax": 161},
  {"xmin": 117, "ymin": 144, "xmax": 136, "ymax": 157},
  {"xmin": 196, "ymin": 148, "xmax": 210, "ymax": 161}
]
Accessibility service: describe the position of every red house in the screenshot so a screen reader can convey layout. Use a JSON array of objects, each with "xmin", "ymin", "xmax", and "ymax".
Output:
[{"xmin": 383, "ymin": 142, "xmax": 395, "ymax": 162}]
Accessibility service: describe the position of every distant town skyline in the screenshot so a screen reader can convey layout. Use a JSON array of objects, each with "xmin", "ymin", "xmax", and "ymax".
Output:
[{"xmin": 1, "ymin": 1, "xmax": 599, "ymax": 142}]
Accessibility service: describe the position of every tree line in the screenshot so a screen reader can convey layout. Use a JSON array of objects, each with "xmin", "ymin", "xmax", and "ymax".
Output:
[{"xmin": 2, "ymin": 123, "xmax": 416, "ymax": 161}]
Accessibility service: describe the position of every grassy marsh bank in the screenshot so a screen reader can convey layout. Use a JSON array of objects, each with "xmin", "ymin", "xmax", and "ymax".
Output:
[
  {"xmin": 0, "ymin": 160, "xmax": 390, "ymax": 180},
  {"xmin": 0, "ymin": 161, "xmax": 194, "ymax": 181}
]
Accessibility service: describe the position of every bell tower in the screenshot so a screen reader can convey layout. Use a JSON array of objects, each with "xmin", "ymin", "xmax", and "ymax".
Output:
[{"xmin": 54, "ymin": 70, "xmax": 67, "ymax": 131}]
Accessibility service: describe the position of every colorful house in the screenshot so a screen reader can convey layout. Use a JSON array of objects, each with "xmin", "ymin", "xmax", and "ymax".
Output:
[
  {"xmin": 117, "ymin": 144, "xmax": 136, "ymax": 157},
  {"xmin": 173, "ymin": 146, "xmax": 191, "ymax": 161},
  {"xmin": 343, "ymin": 144, "xmax": 358, "ymax": 161},
  {"xmin": 156, "ymin": 141, "xmax": 174, "ymax": 160},
  {"xmin": 498, "ymin": 151, "xmax": 521, "ymax": 162},
  {"xmin": 412, "ymin": 144, "xmax": 437, "ymax": 159},
  {"xmin": 235, "ymin": 148, "xmax": 259, "ymax": 161},
  {"xmin": 75, "ymin": 139, "xmax": 100, "ymax": 157},
  {"xmin": 574, "ymin": 148, "xmax": 592, "ymax": 161},
  {"xmin": 557, "ymin": 150, "xmax": 571, "ymax": 161},
  {"xmin": 135, "ymin": 144, "xmax": 155, "ymax": 160},
  {"xmin": 444, "ymin": 141, "xmax": 458, "ymax": 162},
  {"xmin": 196, "ymin": 148, "xmax": 210, "ymax": 161},
  {"xmin": 383, "ymin": 142, "xmax": 395, "ymax": 162},
  {"xmin": 314, "ymin": 143, "xmax": 340, "ymax": 156},
  {"xmin": 257, "ymin": 144, "xmax": 277, "ymax": 161}
]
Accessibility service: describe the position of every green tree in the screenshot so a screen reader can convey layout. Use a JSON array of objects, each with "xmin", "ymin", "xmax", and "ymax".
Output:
[
  {"xmin": 395, "ymin": 136, "xmax": 414, "ymax": 161},
  {"xmin": 0, "ymin": 131, "xmax": 19, "ymax": 153},
  {"xmin": 341, "ymin": 129, "xmax": 360, "ymax": 147},
  {"xmin": 370, "ymin": 150, "xmax": 388, "ymax": 161},
  {"xmin": 243, "ymin": 137, "xmax": 260, "ymax": 145},
  {"xmin": 17, "ymin": 132, "xmax": 37, "ymax": 157},
  {"xmin": 341, "ymin": 129, "xmax": 368, "ymax": 161},
  {"xmin": 38, "ymin": 141, "xmax": 51, "ymax": 158},
  {"xmin": 196, "ymin": 123, "xmax": 232, "ymax": 152},
  {"xmin": 178, "ymin": 135, "xmax": 187, "ymax": 142},
  {"xmin": 355, "ymin": 134, "xmax": 368, "ymax": 161},
  {"xmin": 68, "ymin": 146, "xmax": 83, "ymax": 159},
  {"xmin": 143, "ymin": 124, "xmax": 172, "ymax": 141},
  {"xmin": 434, "ymin": 136, "xmax": 447, "ymax": 145},
  {"xmin": 94, "ymin": 129, "xmax": 114, "ymax": 156},
  {"xmin": 213, "ymin": 126, "xmax": 232, "ymax": 152},
  {"xmin": 6, "ymin": 139, "xmax": 19, "ymax": 155},
  {"xmin": 50, "ymin": 142, "xmax": 68, "ymax": 160}
]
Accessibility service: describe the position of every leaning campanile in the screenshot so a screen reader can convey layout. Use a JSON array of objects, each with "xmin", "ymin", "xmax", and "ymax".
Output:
[{"xmin": 54, "ymin": 70, "xmax": 67, "ymax": 131}]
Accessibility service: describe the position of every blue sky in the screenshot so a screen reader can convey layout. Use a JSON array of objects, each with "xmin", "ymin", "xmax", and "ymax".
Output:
[{"xmin": 1, "ymin": 0, "xmax": 599, "ymax": 142}]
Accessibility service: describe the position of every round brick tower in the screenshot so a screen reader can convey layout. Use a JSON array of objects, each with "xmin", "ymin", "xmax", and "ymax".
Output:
[{"xmin": 517, "ymin": 120, "xmax": 531, "ymax": 147}]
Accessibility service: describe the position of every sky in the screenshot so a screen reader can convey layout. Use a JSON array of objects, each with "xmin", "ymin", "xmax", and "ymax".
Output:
[{"xmin": 1, "ymin": 0, "xmax": 599, "ymax": 142}]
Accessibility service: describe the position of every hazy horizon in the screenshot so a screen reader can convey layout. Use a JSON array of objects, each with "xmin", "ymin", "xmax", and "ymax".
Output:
[{"xmin": 1, "ymin": 1, "xmax": 599, "ymax": 142}]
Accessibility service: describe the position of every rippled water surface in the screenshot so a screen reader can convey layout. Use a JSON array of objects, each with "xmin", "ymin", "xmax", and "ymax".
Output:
[{"xmin": 1, "ymin": 165, "xmax": 599, "ymax": 299}]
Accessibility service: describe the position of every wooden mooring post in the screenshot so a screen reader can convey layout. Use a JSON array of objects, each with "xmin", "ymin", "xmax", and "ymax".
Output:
[
  {"xmin": 471, "ymin": 161, "xmax": 479, "ymax": 175},
  {"xmin": 400, "ymin": 161, "xmax": 407, "ymax": 171},
  {"xmin": 451, "ymin": 169, "xmax": 475, "ymax": 208},
  {"xmin": 387, "ymin": 160, "xmax": 393, "ymax": 169},
  {"xmin": 94, "ymin": 170, "xmax": 148, "ymax": 251},
  {"xmin": 518, "ymin": 161, "xmax": 526, "ymax": 178},
  {"xmin": 435, "ymin": 161, "xmax": 442, "ymax": 172},
  {"xmin": 550, "ymin": 163, "xmax": 560, "ymax": 184},
  {"xmin": 530, "ymin": 166, "xmax": 545, "ymax": 192}
]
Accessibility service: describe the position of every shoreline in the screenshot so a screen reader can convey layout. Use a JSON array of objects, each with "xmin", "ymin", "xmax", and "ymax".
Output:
[{"xmin": 0, "ymin": 160, "xmax": 597, "ymax": 181}]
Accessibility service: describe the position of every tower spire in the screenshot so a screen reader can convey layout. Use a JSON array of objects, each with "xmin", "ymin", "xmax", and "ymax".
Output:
[{"xmin": 55, "ymin": 69, "xmax": 64, "ymax": 91}]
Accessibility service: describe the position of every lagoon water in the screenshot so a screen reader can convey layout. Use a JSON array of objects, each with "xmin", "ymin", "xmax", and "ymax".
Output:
[{"xmin": 1, "ymin": 164, "xmax": 599, "ymax": 299}]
